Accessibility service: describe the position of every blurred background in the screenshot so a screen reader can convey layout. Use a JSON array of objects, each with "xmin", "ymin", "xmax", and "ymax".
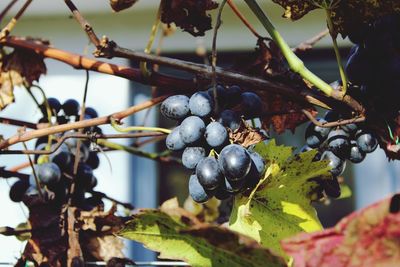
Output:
[{"xmin": 0, "ymin": 0, "xmax": 399, "ymax": 264}]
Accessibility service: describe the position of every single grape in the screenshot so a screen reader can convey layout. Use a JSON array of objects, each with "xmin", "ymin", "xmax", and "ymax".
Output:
[
  {"xmin": 9, "ymin": 180, "xmax": 30, "ymax": 202},
  {"xmin": 345, "ymin": 45, "xmax": 373, "ymax": 85},
  {"xmin": 204, "ymin": 122, "xmax": 228, "ymax": 148},
  {"xmin": 160, "ymin": 95, "xmax": 190, "ymax": 120},
  {"xmin": 244, "ymin": 150, "xmax": 265, "ymax": 189},
  {"xmin": 348, "ymin": 140, "xmax": 366, "ymax": 163},
  {"xmin": 196, "ymin": 157, "xmax": 223, "ymax": 190},
  {"xmin": 36, "ymin": 163, "xmax": 62, "ymax": 185},
  {"xmin": 76, "ymin": 163, "xmax": 94, "ymax": 189},
  {"xmin": 321, "ymin": 150, "xmax": 346, "ymax": 176},
  {"xmin": 356, "ymin": 130, "xmax": 378, "ymax": 153},
  {"xmin": 86, "ymin": 151, "xmax": 100, "ymax": 169},
  {"xmin": 327, "ymin": 129, "xmax": 350, "ymax": 159},
  {"xmin": 241, "ymin": 92, "xmax": 263, "ymax": 118},
  {"xmin": 323, "ymin": 177, "xmax": 341, "ymax": 198},
  {"xmin": 47, "ymin": 97, "xmax": 61, "ymax": 115},
  {"xmin": 84, "ymin": 107, "xmax": 98, "ymax": 118},
  {"xmin": 219, "ymin": 144, "xmax": 251, "ymax": 181},
  {"xmin": 49, "ymin": 143, "xmax": 72, "ymax": 171},
  {"xmin": 218, "ymin": 110, "xmax": 241, "ymax": 131},
  {"xmin": 179, "ymin": 116, "xmax": 206, "ymax": 145},
  {"xmin": 182, "ymin": 147, "xmax": 206, "ymax": 170},
  {"xmin": 166, "ymin": 127, "xmax": 186, "ymax": 151},
  {"xmin": 189, "ymin": 91, "xmax": 214, "ymax": 117},
  {"xmin": 189, "ymin": 174, "xmax": 213, "ymax": 203},
  {"xmin": 207, "ymin": 85, "xmax": 227, "ymax": 107},
  {"xmin": 62, "ymin": 99, "xmax": 80, "ymax": 116},
  {"xmin": 225, "ymin": 85, "xmax": 242, "ymax": 107},
  {"xmin": 305, "ymin": 119, "xmax": 331, "ymax": 148}
]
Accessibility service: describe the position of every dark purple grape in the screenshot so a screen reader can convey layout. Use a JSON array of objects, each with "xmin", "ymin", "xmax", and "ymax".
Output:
[
  {"xmin": 9, "ymin": 180, "xmax": 30, "ymax": 202},
  {"xmin": 189, "ymin": 174, "xmax": 213, "ymax": 203},
  {"xmin": 86, "ymin": 152, "xmax": 100, "ymax": 169},
  {"xmin": 182, "ymin": 147, "xmax": 206, "ymax": 170},
  {"xmin": 323, "ymin": 177, "xmax": 341, "ymax": 198},
  {"xmin": 160, "ymin": 95, "xmax": 190, "ymax": 120},
  {"xmin": 76, "ymin": 163, "xmax": 94, "ymax": 189},
  {"xmin": 179, "ymin": 116, "xmax": 206, "ymax": 145},
  {"xmin": 47, "ymin": 97, "xmax": 61, "ymax": 115},
  {"xmin": 224, "ymin": 177, "xmax": 246, "ymax": 193},
  {"xmin": 84, "ymin": 107, "xmax": 98, "ymax": 118},
  {"xmin": 204, "ymin": 122, "xmax": 228, "ymax": 148},
  {"xmin": 207, "ymin": 85, "xmax": 227, "ymax": 107},
  {"xmin": 189, "ymin": 91, "xmax": 214, "ymax": 117},
  {"xmin": 356, "ymin": 130, "xmax": 378, "ymax": 153},
  {"xmin": 166, "ymin": 127, "xmax": 186, "ymax": 151},
  {"xmin": 219, "ymin": 144, "xmax": 251, "ymax": 181},
  {"xmin": 214, "ymin": 186, "xmax": 231, "ymax": 200},
  {"xmin": 196, "ymin": 157, "xmax": 223, "ymax": 190},
  {"xmin": 36, "ymin": 163, "xmax": 62, "ymax": 185},
  {"xmin": 327, "ymin": 129, "xmax": 350, "ymax": 159},
  {"xmin": 62, "ymin": 99, "xmax": 80, "ymax": 116},
  {"xmin": 321, "ymin": 150, "xmax": 346, "ymax": 176},
  {"xmin": 348, "ymin": 140, "xmax": 366, "ymax": 163},
  {"xmin": 324, "ymin": 110, "xmax": 341, "ymax": 122},
  {"xmin": 218, "ymin": 110, "xmax": 241, "ymax": 131},
  {"xmin": 345, "ymin": 45, "xmax": 373, "ymax": 85},
  {"xmin": 241, "ymin": 92, "xmax": 263, "ymax": 118},
  {"xmin": 225, "ymin": 85, "xmax": 242, "ymax": 106},
  {"xmin": 49, "ymin": 143, "xmax": 72, "ymax": 171}
]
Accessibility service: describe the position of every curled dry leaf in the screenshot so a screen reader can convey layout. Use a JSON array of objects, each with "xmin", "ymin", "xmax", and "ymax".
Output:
[
  {"xmin": 0, "ymin": 40, "xmax": 47, "ymax": 110},
  {"xmin": 229, "ymin": 122, "xmax": 268, "ymax": 148},
  {"xmin": 282, "ymin": 194, "xmax": 400, "ymax": 267},
  {"xmin": 109, "ymin": 0, "xmax": 139, "ymax": 12},
  {"xmin": 161, "ymin": 0, "xmax": 219, "ymax": 37},
  {"xmin": 271, "ymin": 0, "xmax": 400, "ymax": 37}
]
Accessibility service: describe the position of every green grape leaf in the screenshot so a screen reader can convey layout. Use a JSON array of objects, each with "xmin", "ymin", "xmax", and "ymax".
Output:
[
  {"xmin": 229, "ymin": 140, "xmax": 330, "ymax": 259},
  {"xmin": 271, "ymin": 0, "xmax": 400, "ymax": 37},
  {"xmin": 118, "ymin": 199, "xmax": 286, "ymax": 267}
]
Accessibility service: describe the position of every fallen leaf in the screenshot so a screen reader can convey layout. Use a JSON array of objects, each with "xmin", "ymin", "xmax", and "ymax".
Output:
[
  {"xmin": 282, "ymin": 194, "xmax": 400, "ymax": 267},
  {"xmin": 161, "ymin": 0, "xmax": 219, "ymax": 37}
]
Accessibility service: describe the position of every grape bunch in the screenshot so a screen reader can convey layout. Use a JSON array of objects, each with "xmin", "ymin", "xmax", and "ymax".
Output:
[
  {"xmin": 9, "ymin": 98, "xmax": 103, "ymax": 210},
  {"xmin": 303, "ymin": 110, "xmax": 378, "ymax": 198},
  {"xmin": 346, "ymin": 14, "xmax": 400, "ymax": 114},
  {"xmin": 161, "ymin": 85, "xmax": 266, "ymax": 203}
]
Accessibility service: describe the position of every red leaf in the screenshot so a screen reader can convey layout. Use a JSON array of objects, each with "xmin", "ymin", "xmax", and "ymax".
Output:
[{"xmin": 282, "ymin": 195, "xmax": 400, "ymax": 267}]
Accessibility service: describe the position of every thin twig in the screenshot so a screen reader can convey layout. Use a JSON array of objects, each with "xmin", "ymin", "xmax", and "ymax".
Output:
[
  {"xmin": 0, "ymin": 167, "xmax": 29, "ymax": 179},
  {"xmin": 0, "ymin": 95, "xmax": 169, "ymax": 150},
  {"xmin": 211, "ymin": 0, "xmax": 227, "ymax": 113},
  {"xmin": 0, "ymin": 0, "xmax": 32, "ymax": 40},
  {"xmin": 292, "ymin": 28, "xmax": 329, "ymax": 53},
  {"xmin": 89, "ymin": 190, "xmax": 134, "ymax": 210},
  {"xmin": 22, "ymin": 141, "xmax": 44, "ymax": 199},
  {"xmin": 0, "ymin": 132, "xmax": 165, "ymax": 155},
  {"xmin": 0, "ymin": 117, "xmax": 37, "ymax": 129},
  {"xmin": 227, "ymin": 0, "xmax": 263, "ymax": 39},
  {"xmin": 63, "ymin": 0, "xmax": 101, "ymax": 47},
  {"xmin": 302, "ymin": 109, "xmax": 365, "ymax": 128},
  {"xmin": 0, "ymin": 226, "xmax": 31, "ymax": 236},
  {"xmin": 0, "ymin": 0, "xmax": 19, "ymax": 25}
]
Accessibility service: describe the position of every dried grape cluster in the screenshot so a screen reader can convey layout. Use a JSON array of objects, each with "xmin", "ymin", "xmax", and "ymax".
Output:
[
  {"xmin": 9, "ymin": 98, "xmax": 103, "ymax": 210},
  {"xmin": 161, "ymin": 85, "xmax": 266, "ymax": 203},
  {"xmin": 303, "ymin": 110, "xmax": 378, "ymax": 198}
]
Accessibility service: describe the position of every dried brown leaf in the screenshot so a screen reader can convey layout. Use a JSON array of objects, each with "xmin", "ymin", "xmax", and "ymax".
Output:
[
  {"xmin": 229, "ymin": 122, "xmax": 268, "ymax": 148},
  {"xmin": 110, "ymin": 0, "xmax": 139, "ymax": 12},
  {"xmin": 161, "ymin": 0, "xmax": 219, "ymax": 37}
]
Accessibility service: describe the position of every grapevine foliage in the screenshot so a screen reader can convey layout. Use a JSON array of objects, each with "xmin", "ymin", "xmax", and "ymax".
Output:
[
  {"xmin": 119, "ymin": 198, "xmax": 286, "ymax": 267},
  {"xmin": 282, "ymin": 194, "xmax": 400, "ymax": 267},
  {"xmin": 229, "ymin": 140, "xmax": 331, "ymax": 259},
  {"xmin": 271, "ymin": 0, "xmax": 400, "ymax": 37}
]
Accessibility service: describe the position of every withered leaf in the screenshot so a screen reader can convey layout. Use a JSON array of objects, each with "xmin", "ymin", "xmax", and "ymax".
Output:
[
  {"xmin": 271, "ymin": 0, "xmax": 400, "ymax": 37},
  {"xmin": 282, "ymin": 195, "xmax": 400, "ymax": 267},
  {"xmin": 109, "ymin": 0, "xmax": 139, "ymax": 12},
  {"xmin": 0, "ymin": 44, "xmax": 47, "ymax": 110},
  {"xmin": 229, "ymin": 122, "xmax": 268, "ymax": 147},
  {"xmin": 261, "ymin": 94, "xmax": 317, "ymax": 134},
  {"xmin": 161, "ymin": 0, "xmax": 219, "ymax": 37}
]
